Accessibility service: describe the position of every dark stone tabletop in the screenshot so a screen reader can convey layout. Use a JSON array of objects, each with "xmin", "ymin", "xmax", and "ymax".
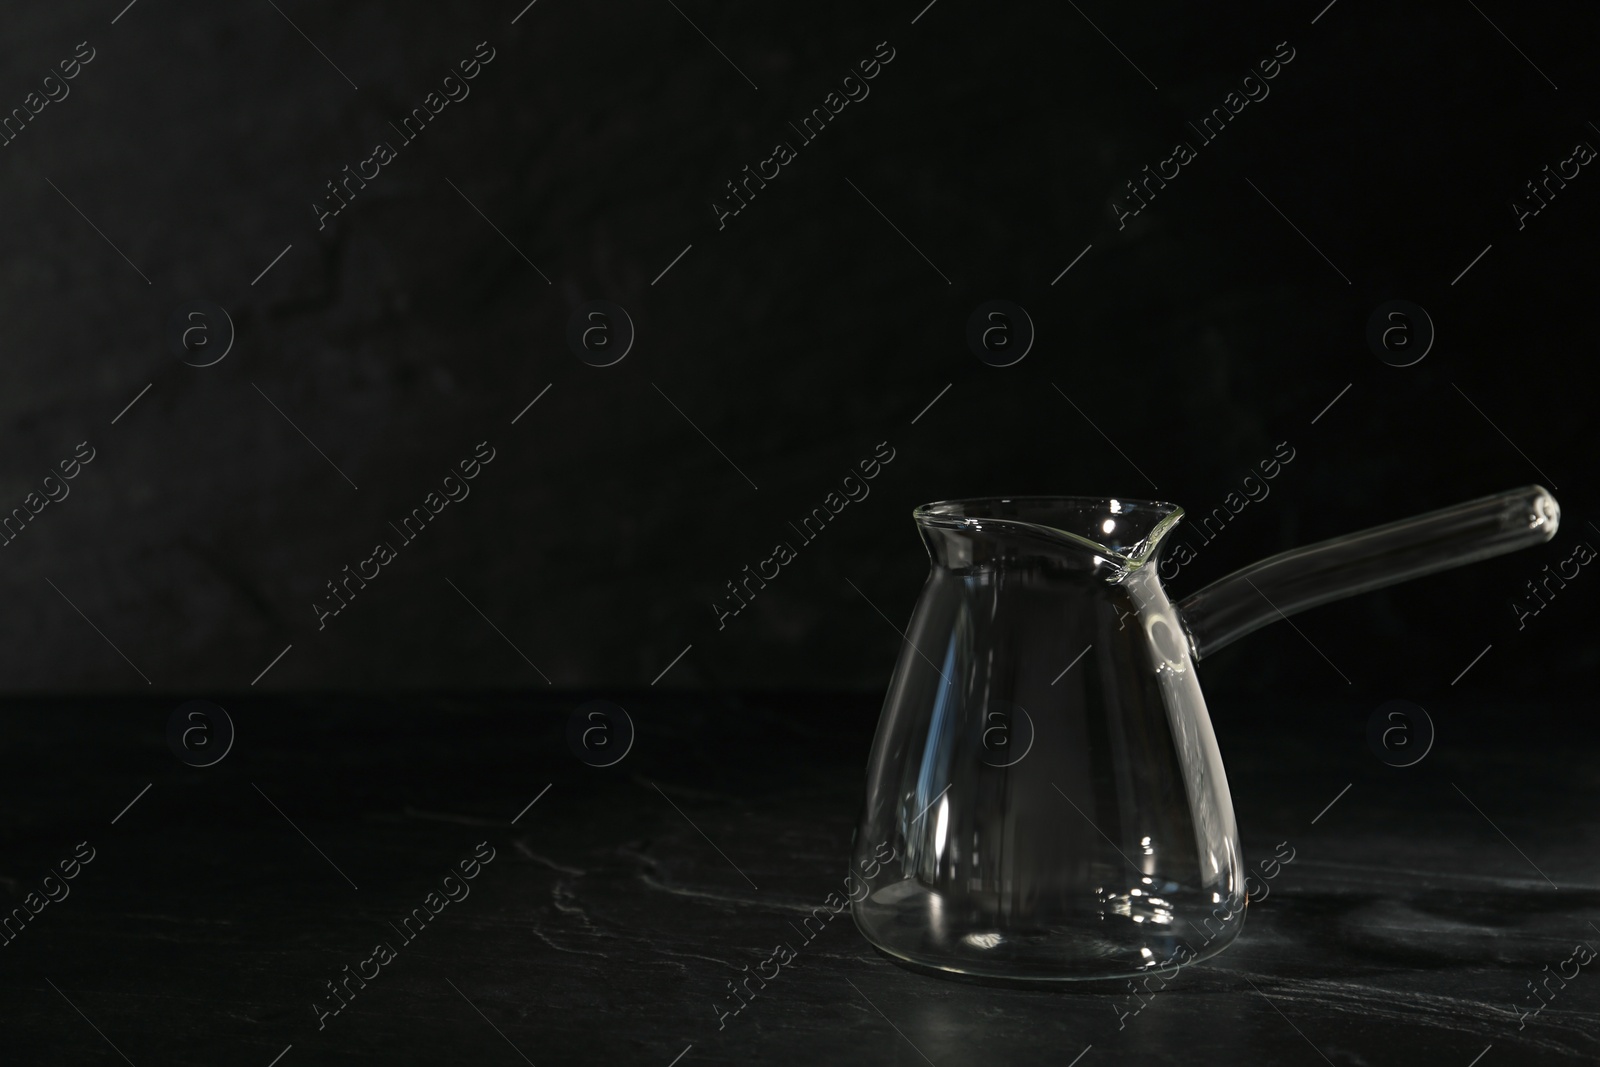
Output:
[{"xmin": 0, "ymin": 694, "xmax": 1595, "ymax": 1065}]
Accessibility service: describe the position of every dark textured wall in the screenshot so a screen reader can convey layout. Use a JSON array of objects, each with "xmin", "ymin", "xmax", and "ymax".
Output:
[{"xmin": 1, "ymin": 0, "xmax": 1593, "ymax": 699}]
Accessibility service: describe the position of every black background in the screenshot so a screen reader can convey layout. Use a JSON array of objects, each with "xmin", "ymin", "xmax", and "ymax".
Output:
[
  {"xmin": 3, "ymin": 3, "xmax": 1600, "ymax": 1064},
  {"xmin": 1, "ymin": 0, "xmax": 1593, "ymax": 700}
]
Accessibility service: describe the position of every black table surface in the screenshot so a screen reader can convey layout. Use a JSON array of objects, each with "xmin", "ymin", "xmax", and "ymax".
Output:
[{"xmin": 1, "ymin": 694, "xmax": 1595, "ymax": 1066}]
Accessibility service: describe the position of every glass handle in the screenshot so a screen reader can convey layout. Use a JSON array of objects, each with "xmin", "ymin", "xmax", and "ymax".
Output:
[{"xmin": 1176, "ymin": 485, "xmax": 1560, "ymax": 661}]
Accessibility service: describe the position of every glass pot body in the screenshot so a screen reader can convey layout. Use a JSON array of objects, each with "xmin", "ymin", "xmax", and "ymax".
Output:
[{"xmin": 850, "ymin": 499, "xmax": 1240, "ymax": 983}]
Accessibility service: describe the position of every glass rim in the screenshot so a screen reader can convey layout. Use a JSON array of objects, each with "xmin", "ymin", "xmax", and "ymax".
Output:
[{"xmin": 913, "ymin": 496, "xmax": 1187, "ymax": 567}]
